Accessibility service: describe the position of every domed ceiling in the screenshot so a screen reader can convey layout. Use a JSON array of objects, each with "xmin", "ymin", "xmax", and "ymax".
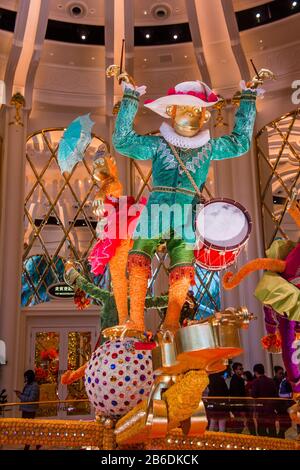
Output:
[{"xmin": 0, "ymin": 0, "xmax": 299, "ymax": 117}]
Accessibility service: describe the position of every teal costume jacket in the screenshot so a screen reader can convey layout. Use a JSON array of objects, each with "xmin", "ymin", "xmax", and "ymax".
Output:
[{"xmin": 112, "ymin": 87, "xmax": 257, "ymax": 244}]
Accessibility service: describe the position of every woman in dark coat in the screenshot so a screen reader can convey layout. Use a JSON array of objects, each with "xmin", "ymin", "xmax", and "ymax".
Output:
[{"xmin": 206, "ymin": 372, "xmax": 229, "ymax": 432}]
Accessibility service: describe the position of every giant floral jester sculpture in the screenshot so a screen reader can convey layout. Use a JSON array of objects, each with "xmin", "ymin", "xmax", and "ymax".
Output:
[{"xmin": 109, "ymin": 67, "xmax": 273, "ymax": 336}]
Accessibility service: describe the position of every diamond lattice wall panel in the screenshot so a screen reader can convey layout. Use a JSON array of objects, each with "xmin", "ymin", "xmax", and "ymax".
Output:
[
  {"xmin": 23, "ymin": 129, "xmax": 109, "ymax": 307},
  {"xmin": 256, "ymin": 109, "xmax": 300, "ymax": 249}
]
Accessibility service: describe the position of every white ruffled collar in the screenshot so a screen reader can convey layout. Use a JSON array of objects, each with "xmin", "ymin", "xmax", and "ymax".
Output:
[{"xmin": 159, "ymin": 122, "xmax": 210, "ymax": 149}]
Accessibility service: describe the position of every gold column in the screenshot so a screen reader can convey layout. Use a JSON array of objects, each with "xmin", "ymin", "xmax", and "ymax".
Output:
[{"xmin": 0, "ymin": 95, "xmax": 28, "ymax": 404}]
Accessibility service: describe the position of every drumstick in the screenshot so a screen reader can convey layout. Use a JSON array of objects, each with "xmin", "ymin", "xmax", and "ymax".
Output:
[
  {"xmin": 119, "ymin": 39, "xmax": 125, "ymax": 84},
  {"xmin": 250, "ymin": 59, "xmax": 260, "ymax": 79}
]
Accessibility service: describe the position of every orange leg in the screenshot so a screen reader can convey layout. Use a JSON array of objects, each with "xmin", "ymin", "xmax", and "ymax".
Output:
[
  {"xmin": 109, "ymin": 238, "xmax": 132, "ymax": 324},
  {"xmin": 163, "ymin": 266, "xmax": 195, "ymax": 333},
  {"xmin": 127, "ymin": 254, "xmax": 151, "ymax": 332}
]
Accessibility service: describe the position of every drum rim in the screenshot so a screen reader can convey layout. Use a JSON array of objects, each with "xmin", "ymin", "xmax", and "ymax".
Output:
[
  {"xmin": 196, "ymin": 197, "xmax": 252, "ymax": 251},
  {"xmin": 195, "ymin": 258, "xmax": 237, "ymax": 271}
]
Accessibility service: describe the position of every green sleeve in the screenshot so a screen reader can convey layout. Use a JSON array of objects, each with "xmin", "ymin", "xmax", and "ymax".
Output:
[
  {"xmin": 210, "ymin": 90, "xmax": 257, "ymax": 161},
  {"xmin": 112, "ymin": 87, "xmax": 160, "ymax": 160},
  {"xmin": 66, "ymin": 268, "xmax": 111, "ymax": 304},
  {"xmin": 145, "ymin": 295, "xmax": 168, "ymax": 309},
  {"xmin": 255, "ymin": 271, "xmax": 300, "ymax": 321}
]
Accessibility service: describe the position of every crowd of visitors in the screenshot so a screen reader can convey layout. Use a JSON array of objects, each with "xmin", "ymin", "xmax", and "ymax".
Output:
[
  {"xmin": 205, "ymin": 362, "xmax": 296, "ymax": 438},
  {"xmin": 14, "ymin": 365, "xmax": 298, "ymax": 442}
]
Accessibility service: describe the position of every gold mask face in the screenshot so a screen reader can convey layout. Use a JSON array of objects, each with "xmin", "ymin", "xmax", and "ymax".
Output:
[{"xmin": 166, "ymin": 105, "xmax": 210, "ymax": 137}]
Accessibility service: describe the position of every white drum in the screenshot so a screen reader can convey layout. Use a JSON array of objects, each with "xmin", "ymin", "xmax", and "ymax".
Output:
[{"xmin": 194, "ymin": 198, "xmax": 252, "ymax": 270}]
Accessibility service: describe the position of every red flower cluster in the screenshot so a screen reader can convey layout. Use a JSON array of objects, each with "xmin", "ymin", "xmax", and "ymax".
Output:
[
  {"xmin": 74, "ymin": 288, "xmax": 90, "ymax": 310},
  {"xmin": 261, "ymin": 333, "xmax": 282, "ymax": 352},
  {"xmin": 35, "ymin": 367, "xmax": 49, "ymax": 382},
  {"xmin": 40, "ymin": 347, "xmax": 58, "ymax": 361}
]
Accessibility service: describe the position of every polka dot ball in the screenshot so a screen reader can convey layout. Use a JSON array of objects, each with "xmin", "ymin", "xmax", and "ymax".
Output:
[{"xmin": 85, "ymin": 338, "xmax": 154, "ymax": 417}]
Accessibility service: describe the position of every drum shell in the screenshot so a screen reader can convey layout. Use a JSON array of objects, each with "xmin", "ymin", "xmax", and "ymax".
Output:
[
  {"xmin": 195, "ymin": 197, "xmax": 252, "ymax": 271},
  {"xmin": 175, "ymin": 323, "xmax": 243, "ymax": 371},
  {"xmin": 195, "ymin": 246, "xmax": 241, "ymax": 271}
]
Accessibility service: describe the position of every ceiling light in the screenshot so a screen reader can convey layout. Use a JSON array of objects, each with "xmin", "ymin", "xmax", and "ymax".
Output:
[
  {"xmin": 68, "ymin": 3, "xmax": 87, "ymax": 19},
  {"xmin": 144, "ymin": 10, "xmax": 148, "ymax": 15},
  {"xmin": 256, "ymin": 13, "xmax": 261, "ymax": 18},
  {"xmin": 81, "ymin": 34, "xmax": 86, "ymax": 40},
  {"xmin": 292, "ymin": 1, "xmax": 298, "ymax": 7},
  {"xmin": 145, "ymin": 33, "xmax": 150, "ymax": 39},
  {"xmin": 184, "ymin": 55, "xmax": 188, "ymax": 59},
  {"xmin": 49, "ymin": 52, "xmax": 54, "ymax": 56},
  {"xmin": 91, "ymin": 56, "xmax": 95, "ymax": 60},
  {"xmin": 173, "ymin": 34, "xmax": 178, "ymax": 40},
  {"xmin": 144, "ymin": 58, "xmax": 147, "ymax": 62},
  {"xmin": 259, "ymin": 39, "xmax": 263, "ymax": 43},
  {"xmin": 152, "ymin": 4, "xmax": 171, "ymax": 20}
]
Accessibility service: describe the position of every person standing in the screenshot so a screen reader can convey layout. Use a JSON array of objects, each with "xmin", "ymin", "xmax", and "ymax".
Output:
[
  {"xmin": 230, "ymin": 363, "xmax": 246, "ymax": 396},
  {"xmin": 243, "ymin": 371, "xmax": 256, "ymax": 435},
  {"xmin": 277, "ymin": 375, "xmax": 293, "ymax": 439},
  {"xmin": 229, "ymin": 362, "xmax": 246, "ymax": 433},
  {"xmin": 273, "ymin": 366, "xmax": 284, "ymax": 394},
  {"xmin": 244, "ymin": 371, "xmax": 254, "ymax": 396},
  {"xmin": 15, "ymin": 369, "xmax": 40, "ymax": 450},
  {"xmin": 251, "ymin": 363, "xmax": 278, "ymax": 437},
  {"xmin": 207, "ymin": 372, "xmax": 229, "ymax": 432}
]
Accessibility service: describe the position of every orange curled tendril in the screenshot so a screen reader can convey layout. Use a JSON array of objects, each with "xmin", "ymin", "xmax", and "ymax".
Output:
[
  {"xmin": 287, "ymin": 202, "xmax": 300, "ymax": 229},
  {"xmin": 61, "ymin": 364, "xmax": 87, "ymax": 385},
  {"xmin": 222, "ymin": 258, "xmax": 287, "ymax": 290}
]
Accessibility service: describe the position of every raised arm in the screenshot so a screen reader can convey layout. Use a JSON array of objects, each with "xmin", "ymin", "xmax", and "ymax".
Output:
[
  {"xmin": 210, "ymin": 89, "xmax": 257, "ymax": 161},
  {"xmin": 64, "ymin": 265, "xmax": 111, "ymax": 304},
  {"xmin": 112, "ymin": 86, "xmax": 160, "ymax": 160}
]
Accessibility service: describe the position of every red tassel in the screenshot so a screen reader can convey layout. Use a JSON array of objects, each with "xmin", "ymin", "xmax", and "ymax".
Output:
[
  {"xmin": 169, "ymin": 265, "xmax": 195, "ymax": 285},
  {"xmin": 128, "ymin": 253, "xmax": 151, "ymax": 277}
]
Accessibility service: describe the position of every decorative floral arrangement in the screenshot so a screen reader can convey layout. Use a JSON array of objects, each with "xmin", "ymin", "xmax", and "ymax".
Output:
[
  {"xmin": 74, "ymin": 288, "xmax": 90, "ymax": 310},
  {"xmin": 35, "ymin": 367, "xmax": 49, "ymax": 382},
  {"xmin": 40, "ymin": 347, "xmax": 58, "ymax": 361},
  {"xmin": 261, "ymin": 332, "xmax": 282, "ymax": 353}
]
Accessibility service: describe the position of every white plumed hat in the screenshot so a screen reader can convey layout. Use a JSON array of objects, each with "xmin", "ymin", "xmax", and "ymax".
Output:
[{"xmin": 144, "ymin": 81, "xmax": 218, "ymax": 118}]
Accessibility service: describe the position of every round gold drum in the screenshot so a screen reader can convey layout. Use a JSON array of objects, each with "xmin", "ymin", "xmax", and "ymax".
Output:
[{"xmin": 175, "ymin": 323, "xmax": 243, "ymax": 372}]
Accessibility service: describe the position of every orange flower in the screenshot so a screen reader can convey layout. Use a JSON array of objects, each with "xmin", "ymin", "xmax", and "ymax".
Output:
[
  {"xmin": 48, "ymin": 347, "xmax": 58, "ymax": 359},
  {"xmin": 261, "ymin": 333, "xmax": 282, "ymax": 352}
]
